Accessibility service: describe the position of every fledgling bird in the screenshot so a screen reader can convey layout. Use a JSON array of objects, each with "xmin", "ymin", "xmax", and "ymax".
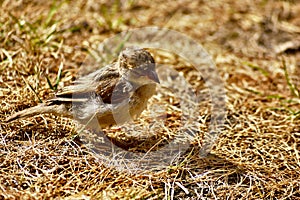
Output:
[{"xmin": 5, "ymin": 47, "xmax": 160, "ymax": 130}]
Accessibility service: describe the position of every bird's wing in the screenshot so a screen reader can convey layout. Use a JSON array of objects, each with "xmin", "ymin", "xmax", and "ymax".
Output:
[{"xmin": 51, "ymin": 63, "xmax": 122, "ymax": 104}]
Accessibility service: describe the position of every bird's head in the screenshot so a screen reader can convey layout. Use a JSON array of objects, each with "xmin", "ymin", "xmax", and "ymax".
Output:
[{"xmin": 118, "ymin": 47, "xmax": 160, "ymax": 85}]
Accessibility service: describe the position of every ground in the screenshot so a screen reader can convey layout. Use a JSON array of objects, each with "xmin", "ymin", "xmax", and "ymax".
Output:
[{"xmin": 0, "ymin": 0, "xmax": 300, "ymax": 199}]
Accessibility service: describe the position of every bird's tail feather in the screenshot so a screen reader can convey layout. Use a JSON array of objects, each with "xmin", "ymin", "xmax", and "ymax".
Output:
[{"xmin": 5, "ymin": 103, "xmax": 69, "ymax": 122}]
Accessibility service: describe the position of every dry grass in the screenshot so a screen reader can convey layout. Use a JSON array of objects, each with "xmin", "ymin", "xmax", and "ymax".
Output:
[{"xmin": 1, "ymin": 0, "xmax": 300, "ymax": 199}]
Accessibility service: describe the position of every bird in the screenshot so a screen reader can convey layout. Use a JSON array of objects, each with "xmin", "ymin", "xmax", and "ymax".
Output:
[{"xmin": 5, "ymin": 47, "xmax": 160, "ymax": 130}]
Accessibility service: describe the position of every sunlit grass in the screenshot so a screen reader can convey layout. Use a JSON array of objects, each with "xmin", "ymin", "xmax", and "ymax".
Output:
[{"xmin": 1, "ymin": 0, "xmax": 300, "ymax": 199}]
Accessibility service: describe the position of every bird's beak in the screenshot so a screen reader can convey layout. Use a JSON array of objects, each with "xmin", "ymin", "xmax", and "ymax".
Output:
[{"xmin": 146, "ymin": 70, "xmax": 160, "ymax": 84}]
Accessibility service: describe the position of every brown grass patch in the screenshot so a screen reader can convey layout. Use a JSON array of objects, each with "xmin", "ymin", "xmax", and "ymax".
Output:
[{"xmin": 1, "ymin": 0, "xmax": 300, "ymax": 199}]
